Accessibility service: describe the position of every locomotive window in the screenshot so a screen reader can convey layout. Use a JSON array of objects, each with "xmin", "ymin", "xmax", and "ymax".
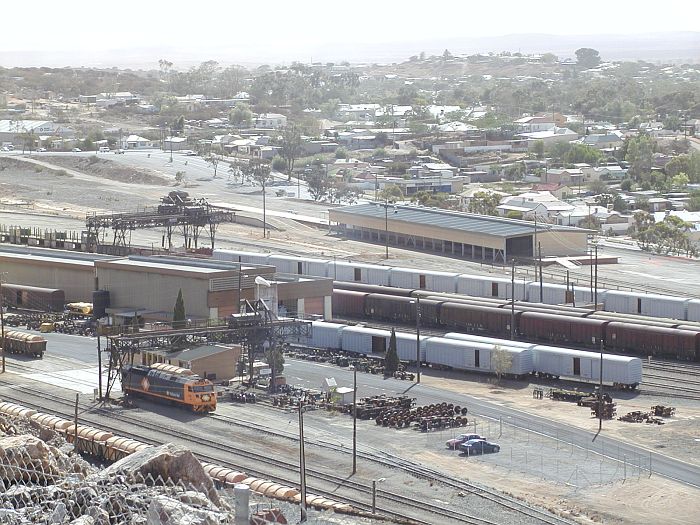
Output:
[
  {"xmin": 354, "ymin": 268, "xmax": 361, "ymax": 281},
  {"xmin": 192, "ymin": 385, "xmax": 214, "ymax": 392}
]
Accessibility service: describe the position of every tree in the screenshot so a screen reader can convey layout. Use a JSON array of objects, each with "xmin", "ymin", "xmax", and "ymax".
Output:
[
  {"xmin": 491, "ymin": 345, "xmax": 512, "ymax": 383},
  {"xmin": 173, "ymin": 289, "xmax": 186, "ymax": 329},
  {"xmin": 306, "ymin": 172, "xmax": 332, "ymax": 202},
  {"xmin": 541, "ymin": 53, "xmax": 558, "ymax": 64},
  {"xmin": 378, "ymin": 184, "xmax": 404, "ymax": 202},
  {"xmin": 663, "ymin": 114, "xmax": 681, "ymax": 131},
  {"xmin": 264, "ymin": 345, "xmax": 285, "ymax": 393},
  {"xmin": 229, "ymin": 104, "xmax": 252, "ymax": 127},
  {"xmin": 620, "ymin": 178, "xmax": 633, "ymax": 192},
  {"xmin": 531, "ymin": 140, "xmax": 545, "ymax": 159},
  {"xmin": 207, "ymin": 156, "xmax": 219, "ymax": 179},
  {"xmin": 688, "ymin": 191, "xmax": 700, "ymax": 212},
  {"xmin": 575, "ymin": 48, "xmax": 601, "ymax": 69},
  {"xmin": 280, "ymin": 125, "xmax": 302, "ymax": 181},
  {"xmin": 442, "ymin": 49, "xmax": 453, "ymax": 60},
  {"xmin": 670, "ymin": 172, "xmax": 689, "ymax": 190},
  {"xmin": 334, "ymin": 147, "xmax": 348, "ymax": 159},
  {"xmin": 588, "ymin": 179, "xmax": 608, "ymax": 195},
  {"xmin": 172, "ymin": 115, "xmax": 185, "ymax": 135},
  {"xmin": 175, "ymin": 171, "xmax": 186, "ymax": 185},
  {"xmin": 468, "ymin": 191, "xmax": 501, "ymax": 215},
  {"xmin": 625, "ymin": 135, "xmax": 654, "ymax": 181},
  {"xmin": 384, "ymin": 328, "xmax": 400, "ymax": 376},
  {"xmin": 271, "ymin": 156, "xmax": 287, "ymax": 172}
]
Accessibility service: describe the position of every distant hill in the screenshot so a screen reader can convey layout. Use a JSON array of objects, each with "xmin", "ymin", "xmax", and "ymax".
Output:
[{"xmin": 1, "ymin": 32, "xmax": 698, "ymax": 68}]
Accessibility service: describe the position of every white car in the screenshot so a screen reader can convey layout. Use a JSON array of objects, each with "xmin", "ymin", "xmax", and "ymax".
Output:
[
  {"xmin": 71, "ymin": 148, "xmax": 82, "ymax": 152},
  {"xmin": 114, "ymin": 149, "xmax": 125, "ymax": 154},
  {"xmin": 36, "ymin": 147, "xmax": 47, "ymax": 152}
]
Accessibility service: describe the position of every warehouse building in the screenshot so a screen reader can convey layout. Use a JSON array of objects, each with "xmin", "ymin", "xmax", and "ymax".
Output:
[
  {"xmin": 0, "ymin": 246, "xmax": 332, "ymax": 322},
  {"xmin": 0, "ymin": 246, "xmax": 110, "ymax": 301},
  {"xmin": 329, "ymin": 203, "xmax": 591, "ymax": 262}
]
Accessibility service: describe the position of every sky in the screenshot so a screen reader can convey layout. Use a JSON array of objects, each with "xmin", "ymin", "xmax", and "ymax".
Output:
[{"xmin": 2, "ymin": 0, "xmax": 698, "ymax": 66}]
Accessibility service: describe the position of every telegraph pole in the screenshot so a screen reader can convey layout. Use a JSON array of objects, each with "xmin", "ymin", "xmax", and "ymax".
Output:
[
  {"xmin": 298, "ymin": 402, "xmax": 307, "ymax": 522},
  {"xmin": 352, "ymin": 366, "xmax": 357, "ymax": 475},
  {"xmin": 384, "ymin": 201, "xmax": 389, "ymax": 260},
  {"xmin": 510, "ymin": 260, "xmax": 516, "ymax": 339},
  {"xmin": 598, "ymin": 340, "xmax": 604, "ymax": 433},
  {"xmin": 538, "ymin": 242, "xmax": 543, "ymax": 303},
  {"xmin": 594, "ymin": 242, "xmax": 599, "ymax": 308},
  {"xmin": 0, "ymin": 273, "xmax": 5, "ymax": 373},
  {"xmin": 416, "ymin": 295, "xmax": 421, "ymax": 383}
]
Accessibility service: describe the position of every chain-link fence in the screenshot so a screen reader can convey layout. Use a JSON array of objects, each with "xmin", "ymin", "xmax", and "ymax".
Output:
[
  {"xmin": 430, "ymin": 414, "xmax": 651, "ymax": 491},
  {"xmin": 0, "ymin": 413, "xmax": 377, "ymax": 525}
]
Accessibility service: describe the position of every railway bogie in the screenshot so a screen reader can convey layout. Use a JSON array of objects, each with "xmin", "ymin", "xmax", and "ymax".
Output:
[{"xmin": 2, "ymin": 330, "xmax": 47, "ymax": 358}]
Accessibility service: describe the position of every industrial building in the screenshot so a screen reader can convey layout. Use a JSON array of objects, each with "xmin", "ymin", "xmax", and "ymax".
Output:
[
  {"xmin": 0, "ymin": 245, "xmax": 332, "ymax": 322},
  {"xmin": 329, "ymin": 203, "xmax": 591, "ymax": 261},
  {"xmin": 140, "ymin": 344, "xmax": 241, "ymax": 382},
  {"xmin": 0, "ymin": 246, "xmax": 110, "ymax": 301}
]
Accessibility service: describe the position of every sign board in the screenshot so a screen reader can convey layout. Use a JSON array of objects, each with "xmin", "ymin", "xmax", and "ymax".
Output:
[{"xmin": 259, "ymin": 368, "xmax": 272, "ymax": 377}]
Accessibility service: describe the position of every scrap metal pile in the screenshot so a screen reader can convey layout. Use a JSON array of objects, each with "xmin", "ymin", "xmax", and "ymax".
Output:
[{"xmin": 618, "ymin": 405, "xmax": 676, "ymax": 424}]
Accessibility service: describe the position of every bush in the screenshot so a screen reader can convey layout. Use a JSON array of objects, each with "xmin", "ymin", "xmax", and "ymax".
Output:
[{"xmin": 271, "ymin": 156, "xmax": 287, "ymax": 172}]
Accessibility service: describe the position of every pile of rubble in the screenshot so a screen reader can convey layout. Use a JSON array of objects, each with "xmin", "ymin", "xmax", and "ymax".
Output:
[{"xmin": 0, "ymin": 416, "xmax": 243, "ymax": 524}]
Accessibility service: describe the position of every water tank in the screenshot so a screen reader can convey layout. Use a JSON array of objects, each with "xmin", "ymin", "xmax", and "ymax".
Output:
[{"xmin": 92, "ymin": 290, "xmax": 110, "ymax": 319}]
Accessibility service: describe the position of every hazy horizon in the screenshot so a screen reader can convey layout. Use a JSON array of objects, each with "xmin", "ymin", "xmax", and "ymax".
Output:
[{"xmin": 1, "ymin": 0, "xmax": 699, "ymax": 68}]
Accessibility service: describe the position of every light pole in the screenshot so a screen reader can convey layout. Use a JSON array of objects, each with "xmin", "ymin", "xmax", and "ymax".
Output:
[
  {"xmin": 510, "ymin": 259, "xmax": 515, "ymax": 340},
  {"xmin": 298, "ymin": 402, "xmax": 307, "ymax": 522},
  {"xmin": 0, "ymin": 273, "xmax": 5, "ymax": 373},
  {"xmin": 415, "ymin": 295, "xmax": 421, "ymax": 383},
  {"xmin": 384, "ymin": 200, "xmax": 389, "ymax": 259},
  {"xmin": 372, "ymin": 478, "xmax": 386, "ymax": 514},
  {"xmin": 351, "ymin": 365, "xmax": 357, "ymax": 474}
]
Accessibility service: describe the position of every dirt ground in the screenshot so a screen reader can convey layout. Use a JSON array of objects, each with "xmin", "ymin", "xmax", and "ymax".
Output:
[{"xmin": 40, "ymin": 155, "xmax": 170, "ymax": 185}]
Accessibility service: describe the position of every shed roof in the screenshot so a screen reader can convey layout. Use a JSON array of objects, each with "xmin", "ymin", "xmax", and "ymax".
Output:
[
  {"xmin": 332, "ymin": 203, "xmax": 587, "ymax": 238},
  {"xmin": 164, "ymin": 344, "xmax": 237, "ymax": 361}
]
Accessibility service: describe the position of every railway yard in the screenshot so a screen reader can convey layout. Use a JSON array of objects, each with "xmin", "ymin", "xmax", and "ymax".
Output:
[{"xmin": 0, "ymin": 151, "xmax": 699, "ymax": 524}]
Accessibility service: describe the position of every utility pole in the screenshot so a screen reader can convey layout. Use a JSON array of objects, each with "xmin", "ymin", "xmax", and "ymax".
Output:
[
  {"xmin": 0, "ymin": 273, "xmax": 5, "ymax": 373},
  {"xmin": 352, "ymin": 366, "xmax": 357, "ymax": 474},
  {"xmin": 416, "ymin": 295, "xmax": 421, "ymax": 383},
  {"xmin": 538, "ymin": 242, "xmax": 543, "ymax": 303},
  {"xmin": 594, "ymin": 242, "xmax": 599, "ymax": 308},
  {"xmin": 533, "ymin": 215, "xmax": 538, "ymax": 282},
  {"xmin": 298, "ymin": 402, "xmax": 307, "ymax": 522},
  {"xmin": 510, "ymin": 259, "xmax": 515, "ymax": 340},
  {"xmin": 598, "ymin": 339, "xmax": 604, "ymax": 433},
  {"xmin": 384, "ymin": 200, "xmax": 389, "ymax": 260}
]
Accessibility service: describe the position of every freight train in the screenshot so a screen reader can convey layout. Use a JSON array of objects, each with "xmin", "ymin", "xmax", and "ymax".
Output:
[
  {"xmin": 214, "ymin": 250, "xmax": 700, "ymax": 322},
  {"xmin": 121, "ymin": 365, "xmax": 217, "ymax": 413},
  {"xmin": 304, "ymin": 321, "xmax": 643, "ymax": 389},
  {"xmin": 332, "ymin": 287, "xmax": 700, "ymax": 361},
  {"xmin": 0, "ymin": 284, "xmax": 66, "ymax": 312},
  {"xmin": 1, "ymin": 330, "xmax": 46, "ymax": 358}
]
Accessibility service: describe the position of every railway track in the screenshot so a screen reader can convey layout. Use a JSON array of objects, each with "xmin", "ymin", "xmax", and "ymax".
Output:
[
  {"xmin": 0, "ymin": 381, "xmax": 532, "ymax": 525},
  {"xmin": 210, "ymin": 413, "xmax": 576, "ymax": 525}
]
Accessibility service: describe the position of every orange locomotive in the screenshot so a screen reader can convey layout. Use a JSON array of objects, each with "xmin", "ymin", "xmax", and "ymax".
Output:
[{"xmin": 122, "ymin": 365, "xmax": 216, "ymax": 413}]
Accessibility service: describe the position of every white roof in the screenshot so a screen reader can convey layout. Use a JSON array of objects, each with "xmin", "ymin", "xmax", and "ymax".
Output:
[
  {"xmin": 0, "ymin": 119, "xmax": 54, "ymax": 133},
  {"xmin": 126, "ymin": 135, "xmax": 150, "ymax": 142},
  {"xmin": 520, "ymin": 127, "xmax": 578, "ymax": 139}
]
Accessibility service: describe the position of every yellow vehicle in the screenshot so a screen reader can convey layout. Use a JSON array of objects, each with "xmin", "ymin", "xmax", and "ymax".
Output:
[
  {"xmin": 66, "ymin": 302, "xmax": 93, "ymax": 315},
  {"xmin": 39, "ymin": 322, "xmax": 55, "ymax": 333}
]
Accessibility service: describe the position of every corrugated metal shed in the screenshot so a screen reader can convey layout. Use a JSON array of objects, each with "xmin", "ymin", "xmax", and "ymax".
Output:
[{"xmin": 332, "ymin": 203, "xmax": 586, "ymax": 238}]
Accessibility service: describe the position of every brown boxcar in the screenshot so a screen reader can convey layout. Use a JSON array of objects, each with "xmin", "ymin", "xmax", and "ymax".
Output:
[
  {"xmin": 605, "ymin": 322, "xmax": 698, "ymax": 360},
  {"xmin": 332, "ymin": 290, "xmax": 367, "ymax": 318},
  {"xmin": 519, "ymin": 312, "xmax": 607, "ymax": 347},
  {"xmin": 439, "ymin": 303, "xmax": 517, "ymax": 335},
  {"xmin": 363, "ymin": 294, "xmax": 441, "ymax": 326},
  {"xmin": 1, "ymin": 284, "xmax": 65, "ymax": 312},
  {"xmin": 333, "ymin": 282, "xmax": 414, "ymax": 297}
]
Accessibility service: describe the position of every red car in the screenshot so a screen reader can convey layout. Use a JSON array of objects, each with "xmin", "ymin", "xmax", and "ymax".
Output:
[{"xmin": 445, "ymin": 433, "xmax": 484, "ymax": 450}]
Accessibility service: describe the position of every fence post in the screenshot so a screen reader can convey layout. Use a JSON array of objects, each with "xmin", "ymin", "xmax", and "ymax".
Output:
[
  {"xmin": 623, "ymin": 455, "xmax": 627, "ymax": 480},
  {"xmin": 499, "ymin": 416, "xmax": 502, "ymax": 438}
]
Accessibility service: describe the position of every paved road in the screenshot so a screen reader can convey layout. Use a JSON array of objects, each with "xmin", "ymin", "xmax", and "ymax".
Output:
[
  {"xmin": 285, "ymin": 358, "xmax": 700, "ymax": 489},
  {"xmin": 21, "ymin": 331, "xmax": 700, "ymax": 489}
]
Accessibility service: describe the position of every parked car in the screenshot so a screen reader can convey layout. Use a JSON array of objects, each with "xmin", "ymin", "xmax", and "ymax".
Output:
[
  {"xmin": 36, "ymin": 147, "xmax": 47, "ymax": 152},
  {"xmin": 71, "ymin": 148, "xmax": 81, "ymax": 152},
  {"xmin": 459, "ymin": 439, "xmax": 500, "ymax": 455},
  {"xmin": 99, "ymin": 146, "xmax": 110, "ymax": 153},
  {"xmin": 114, "ymin": 149, "xmax": 125, "ymax": 154},
  {"xmin": 445, "ymin": 433, "xmax": 484, "ymax": 450}
]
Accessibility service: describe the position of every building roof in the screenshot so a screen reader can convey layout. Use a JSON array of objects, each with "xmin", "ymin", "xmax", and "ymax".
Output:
[
  {"xmin": 331, "ymin": 203, "xmax": 586, "ymax": 238},
  {"xmin": 163, "ymin": 344, "xmax": 237, "ymax": 361}
]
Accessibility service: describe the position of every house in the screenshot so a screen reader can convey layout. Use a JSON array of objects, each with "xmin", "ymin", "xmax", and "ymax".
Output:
[
  {"xmin": 0, "ymin": 119, "xmax": 75, "ymax": 146},
  {"xmin": 647, "ymin": 197, "xmax": 672, "ymax": 212},
  {"xmin": 555, "ymin": 205, "xmax": 611, "ymax": 227},
  {"xmin": 513, "ymin": 112, "xmax": 566, "ymax": 133},
  {"xmin": 579, "ymin": 131, "xmax": 624, "ymax": 150},
  {"xmin": 253, "ymin": 113, "xmax": 287, "ymax": 129},
  {"xmin": 543, "ymin": 168, "xmax": 583, "ymax": 186},
  {"xmin": 531, "ymin": 183, "xmax": 575, "ymax": 200},
  {"xmin": 580, "ymin": 165, "xmax": 627, "ymax": 182},
  {"xmin": 517, "ymin": 127, "xmax": 579, "ymax": 147},
  {"xmin": 163, "ymin": 136, "xmax": 188, "ymax": 151},
  {"xmin": 498, "ymin": 191, "xmax": 574, "ymax": 221},
  {"xmin": 122, "ymin": 135, "xmax": 154, "ymax": 149}
]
